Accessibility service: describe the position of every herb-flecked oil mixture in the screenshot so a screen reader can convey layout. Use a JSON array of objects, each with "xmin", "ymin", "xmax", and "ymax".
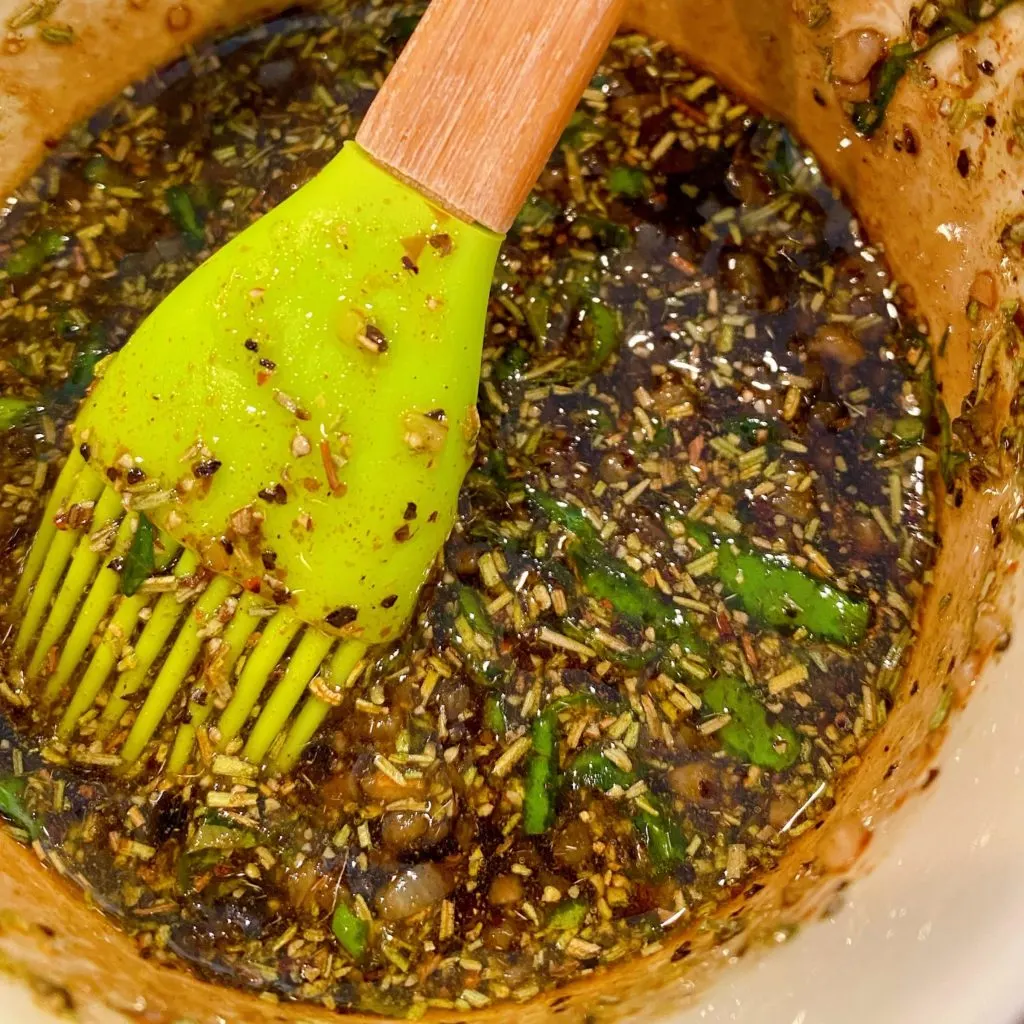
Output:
[{"xmin": 0, "ymin": 2, "xmax": 937, "ymax": 1017}]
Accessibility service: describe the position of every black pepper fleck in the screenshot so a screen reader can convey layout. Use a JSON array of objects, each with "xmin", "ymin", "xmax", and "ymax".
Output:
[
  {"xmin": 381, "ymin": 594, "xmax": 398, "ymax": 608},
  {"xmin": 244, "ymin": 339, "xmax": 258, "ymax": 352},
  {"xmin": 194, "ymin": 459, "xmax": 222, "ymax": 478},
  {"xmin": 326, "ymin": 606, "xmax": 358, "ymax": 628},
  {"xmin": 258, "ymin": 483, "xmax": 288, "ymax": 504},
  {"xmin": 403, "ymin": 502, "xmax": 417, "ymax": 520},
  {"xmin": 394, "ymin": 524, "xmax": 411, "ymax": 542},
  {"xmin": 956, "ymin": 148, "xmax": 970, "ymax": 177}
]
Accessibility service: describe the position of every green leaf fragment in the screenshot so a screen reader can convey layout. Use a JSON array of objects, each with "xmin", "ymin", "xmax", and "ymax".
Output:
[
  {"xmin": 5, "ymin": 229, "xmax": 68, "ymax": 278},
  {"xmin": 702, "ymin": 675, "xmax": 800, "ymax": 770},
  {"xmin": 122, "ymin": 513, "xmax": 156, "ymax": 597},
  {"xmin": 583, "ymin": 299, "xmax": 621, "ymax": 372},
  {"xmin": 523, "ymin": 710, "xmax": 558, "ymax": 835},
  {"xmin": 187, "ymin": 820, "xmax": 256, "ymax": 852},
  {"xmin": 514, "ymin": 194, "xmax": 559, "ymax": 231},
  {"xmin": 331, "ymin": 901, "xmax": 369, "ymax": 960},
  {"xmin": 686, "ymin": 522, "xmax": 868, "ymax": 645},
  {"xmin": 0, "ymin": 397, "xmax": 32, "ymax": 430},
  {"xmin": 483, "ymin": 695, "xmax": 507, "ymax": 735},
  {"xmin": 0, "ymin": 776, "xmax": 40, "ymax": 839},
  {"xmin": 528, "ymin": 488, "xmax": 705, "ymax": 658},
  {"xmin": 547, "ymin": 898, "xmax": 588, "ymax": 931},
  {"xmin": 165, "ymin": 185, "xmax": 206, "ymax": 250},
  {"xmin": 567, "ymin": 749, "xmax": 635, "ymax": 792},
  {"xmin": 607, "ymin": 166, "xmax": 651, "ymax": 198},
  {"xmin": 633, "ymin": 808, "xmax": 687, "ymax": 874}
]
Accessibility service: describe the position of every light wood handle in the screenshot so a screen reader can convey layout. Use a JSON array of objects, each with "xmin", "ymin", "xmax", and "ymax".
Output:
[{"xmin": 356, "ymin": 0, "xmax": 628, "ymax": 234}]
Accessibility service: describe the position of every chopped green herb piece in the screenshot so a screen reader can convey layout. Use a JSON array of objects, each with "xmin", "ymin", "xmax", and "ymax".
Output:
[
  {"xmin": 0, "ymin": 776, "xmax": 40, "ymax": 839},
  {"xmin": 165, "ymin": 185, "xmax": 206, "ymax": 250},
  {"xmin": 332, "ymin": 901, "xmax": 369, "ymax": 960},
  {"xmin": 547, "ymin": 898, "xmax": 588, "ymax": 931},
  {"xmin": 583, "ymin": 300, "xmax": 621, "ymax": 371},
  {"xmin": 514, "ymin": 194, "xmax": 559, "ymax": 231},
  {"xmin": 936, "ymin": 400, "xmax": 968, "ymax": 490},
  {"xmin": 567, "ymin": 749, "xmax": 635, "ymax": 792},
  {"xmin": 4, "ymin": 229, "xmax": 68, "ymax": 278},
  {"xmin": 702, "ymin": 676, "xmax": 800, "ymax": 770},
  {"xmin": 607, "ymin": 166, "xmax": 651, "ymax": 198},
  {"xmin": 188, "ymin": 820, "xmax": 256, "ymax": 852},
  {"xmin": 122, "ymin": 513, "xmax": 156, "ymax": 597},
  {"xmin": 686, "ymin": 522, "xmax": 869, "ymax": 645},
  {"xmin": 483, "ymin": 694, "xmax": 507, "ymax": 735},
  {"xmin": 523, "ymin": 710, "xmax": 558, "ymax": 835},
  {"xmin": 0, "ymin": 397, "xmax": 32, "ymax": 430},
  {"xmin": 529, "ymin": 488, "xmax": 705, "ymax": 658},
  {"xmin": 633, "ymin": 808, "xmax": 687, "ymax": 875}
]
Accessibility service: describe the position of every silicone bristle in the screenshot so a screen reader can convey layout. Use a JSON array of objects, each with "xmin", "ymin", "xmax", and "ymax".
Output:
[
  {"xmin": 96, "ymin": 550, "xmax": 201, "ymax": 737},
  {"xmin": 165, "ymin": 593, "xmax": 263, "ymax": 773},
  {"xmin": 14, "ymin": 468, "xmax": 104, "ymax": 659},
  {"xmin": 13, "ymin": 457, "xmax": 371, "ymax": 771},
  {"xmin": 58, "ymin": 538, "xmax": 181, "ymax": 739},
  {"xmin": 275, "ymin": 640, "xmax": 367, "ymax": 773},
  {"xmin": 242, "ymin": 629, "xmax": 335, "ymax": 764},
  {"xmin": 215, "ymin": 610, "xmax": 301, "ymax": 747},
  {"xmin": 27, "ymin": 487, "xmax": 125, "ymax": 678},
  {"xmin": 12, "ymin": 447, "xmax": 85, "ymax": 612},
  {"xmin": 119, "ymin": 574, "xmax": 236, "ymax": 764},
  {"xmin": 42, "ymin": 514, "xmax": 138, "ymax": 704}
]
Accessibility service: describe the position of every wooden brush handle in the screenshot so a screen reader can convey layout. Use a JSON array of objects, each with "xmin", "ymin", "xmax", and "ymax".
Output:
[{"xmin": 356, "ymin": 0, "xmax": 628, "ymax": 234}]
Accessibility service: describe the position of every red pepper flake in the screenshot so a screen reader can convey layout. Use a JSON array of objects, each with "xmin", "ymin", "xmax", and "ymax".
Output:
[
  {"xmin": 320, "ymin": 441, "xmax": 346, "ymax": 496},
  {"xmin": 741, "ymin": 632, "xmax": 758, "ymax": 668},
  {"xmin": 668, "ymin": 252, "xmax": 697, "ymax": 275},
  {"xmin": 243, "ymin": 577, "xmax": 262, "ymax": 593},
  {"xmin": 394, "ymin": 524, "xmax": 411, "ymax": 543},
  {"xmin": 670, "ymin": 96, "xmax": 709, "ymax": 125}
]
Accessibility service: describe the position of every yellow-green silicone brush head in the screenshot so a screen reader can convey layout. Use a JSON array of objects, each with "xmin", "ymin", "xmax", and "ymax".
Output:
[
  {"xmin": 11, "ymin": 143, "xmax": 500, "ymax": 772},
  {"xmin": 7, "ymin": 0, "xmax": 626, "ymax": 773}
]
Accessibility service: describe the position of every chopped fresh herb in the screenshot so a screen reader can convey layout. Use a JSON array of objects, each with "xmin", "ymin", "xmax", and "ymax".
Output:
[
  {"xmin": 702, "ymin": 676, "xmax": 800, "ymax": 770},
  {"xmin": 4, "ymin": 229, "xmax": 67, "ymax": 278},
  {"xmin": 523, "ymin": 709, "xmax": 558, "ymax": 835},
  {"xmin": 686, "ymin": 522, "xmax": 869, "ymax": 645},
  {"xmin": 607, "ymin": 166, "xmax": 651, "ymax": 198},
  {"xmin": 547, "ymin": 898, "xmax": 588, "ymax": 931},
  {"xmin": 0, "ymin": 777, "xmax": 40, "ymax": 839},
  {"xmin": 121, "ymin": 513, "xmax": 156, "ymax": 597},
  {"xmin": 0, "ymin": 397, "xmax": 32, "ymax": 430},
  {"xmin": 332, "ymin": 901, "xmax": 369, "ymax": 959},
  {"xmin": 165, "ymin": 185, "xmax": 206, "ymax": 250}
]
